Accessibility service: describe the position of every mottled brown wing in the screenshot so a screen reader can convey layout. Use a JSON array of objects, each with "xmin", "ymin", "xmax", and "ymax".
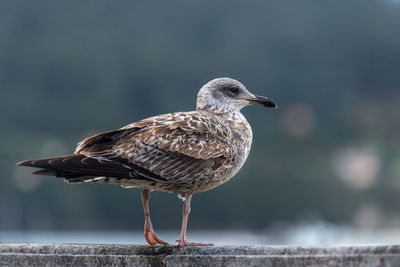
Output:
[
  {"xmin": 129, "ymin": 112, "xmax": 233, "ymax": 160},
  {"xmin": 75, "ymin": 112, "xmax": 232, "ymax": 182}
]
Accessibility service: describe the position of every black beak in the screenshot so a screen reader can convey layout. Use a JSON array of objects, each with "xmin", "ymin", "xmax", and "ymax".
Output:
[{"xmin": 248, "ymin": 95, "xmax": 278, "ymax": 109}]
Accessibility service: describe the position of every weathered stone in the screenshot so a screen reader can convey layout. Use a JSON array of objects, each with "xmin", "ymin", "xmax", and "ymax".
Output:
[{"xmin": 0, "ymin": 243, "xmax": 399, "ymax": 266}]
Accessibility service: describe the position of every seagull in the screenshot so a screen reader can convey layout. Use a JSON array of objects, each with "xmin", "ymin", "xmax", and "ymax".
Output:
[{"xmin": 17, "ymin": 77, "xmax": 277, "ymax": 246}]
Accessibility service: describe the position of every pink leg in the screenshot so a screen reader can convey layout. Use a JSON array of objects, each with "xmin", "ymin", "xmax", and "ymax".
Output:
[
  {"xmin": 176, "ymin": 195, "xmax": 213, "ymax": 247},
  {"xmin": 141, "ymin": 189, "xmax": 168, "ymax": 246}
]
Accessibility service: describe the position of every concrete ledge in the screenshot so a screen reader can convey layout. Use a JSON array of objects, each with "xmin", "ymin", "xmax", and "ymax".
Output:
[{"xmin": 1, "ymin": 243, "xmax": 399, "ymax": 266}]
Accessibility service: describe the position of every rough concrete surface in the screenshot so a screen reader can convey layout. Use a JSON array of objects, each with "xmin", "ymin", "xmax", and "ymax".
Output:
[{"xmin": 0, "ymin": 243, "xmax": 399, "ymax": 266}]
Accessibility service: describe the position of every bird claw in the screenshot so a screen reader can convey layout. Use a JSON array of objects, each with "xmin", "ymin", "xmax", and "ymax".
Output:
[
  {"xmin": 176, "ymin": 238, "xmax": 213, "ymax": 247},
  {"xmin": 144, "ymin": 229, "xmax": 169, "ymax": 246}
]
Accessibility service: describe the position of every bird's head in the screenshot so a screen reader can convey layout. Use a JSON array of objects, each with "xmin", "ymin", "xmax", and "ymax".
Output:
[{"xmin": 196, "ymin": 77, "xmax": 277, "ymax": 112}]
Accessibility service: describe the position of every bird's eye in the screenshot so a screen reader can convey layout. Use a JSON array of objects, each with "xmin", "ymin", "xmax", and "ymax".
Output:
[{"xmin": 229, "ymin": 86, "xmax": 240, "ymax": 95}]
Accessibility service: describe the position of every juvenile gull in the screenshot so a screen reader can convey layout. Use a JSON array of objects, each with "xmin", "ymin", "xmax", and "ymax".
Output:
[{"xmin": 17, "ymin": 77, "xmax": 277, "ymax": 246}]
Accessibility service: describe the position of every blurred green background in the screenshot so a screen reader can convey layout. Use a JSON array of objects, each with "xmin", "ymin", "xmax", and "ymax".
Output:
[{"xmin": 1, "ymin": 0, "xmax": 400, "ymax": 235}]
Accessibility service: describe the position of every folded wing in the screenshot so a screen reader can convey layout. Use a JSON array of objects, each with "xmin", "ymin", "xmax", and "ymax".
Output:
[{"xmin": 20, "ymin": 112, "xmax": 233, "ymax": 184}]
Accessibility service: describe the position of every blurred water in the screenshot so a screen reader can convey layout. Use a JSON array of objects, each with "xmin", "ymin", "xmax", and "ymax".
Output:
[{"xmin": 1, "ymin": 222, "xmax": 399, "ymax": 245}]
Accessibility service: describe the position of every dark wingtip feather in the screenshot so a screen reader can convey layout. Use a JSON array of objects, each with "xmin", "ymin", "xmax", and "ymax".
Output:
[
  {"xmin": 16, "ymin": 155, "xmax": 162, "ymax": 183},
  {"xmin": 32, "ymin": 169, "xmax": 57, "ymax": 176},
  {"xmin": 16, "ymin": 160, "xmax": 34, "ymax": 167}
]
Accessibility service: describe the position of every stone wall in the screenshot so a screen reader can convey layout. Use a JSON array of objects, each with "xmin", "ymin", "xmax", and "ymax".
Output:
[{"xmin": 1, "ymin": 243, "xmax": 399, "ymax": 266}]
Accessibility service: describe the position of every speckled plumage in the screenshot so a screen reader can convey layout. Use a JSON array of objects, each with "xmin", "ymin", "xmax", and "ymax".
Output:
[
  {"xmin": 73, "ymin": 109, "xmax": 252, "ymax": 197},
  {"xmin": 17, "ymin": 77, "xmax": 277, "ymax": 246}
]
